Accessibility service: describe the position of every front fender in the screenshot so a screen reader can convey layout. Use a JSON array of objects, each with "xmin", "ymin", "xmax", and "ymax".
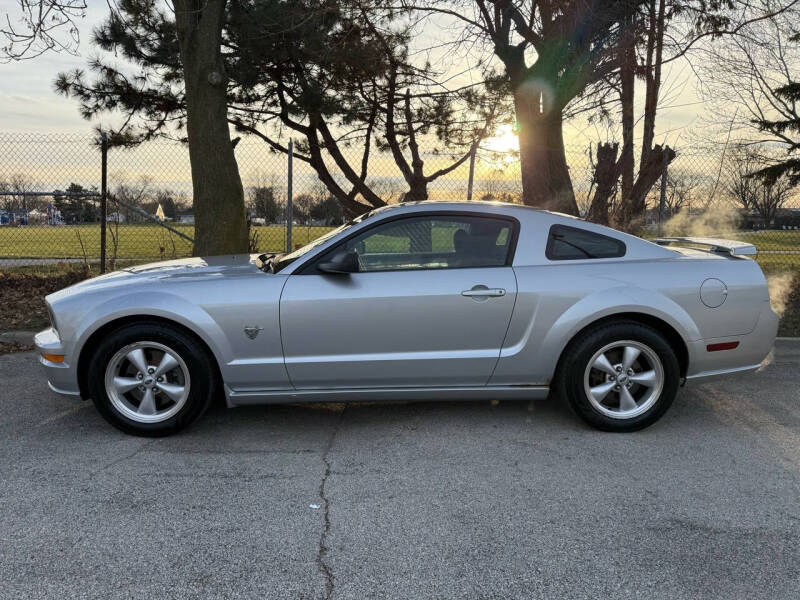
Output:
[{"xmin": 71, "ymin": 290, "xmax": 233, "ymax": 372}]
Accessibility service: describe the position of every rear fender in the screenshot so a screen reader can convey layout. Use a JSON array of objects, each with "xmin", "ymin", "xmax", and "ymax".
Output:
[
  {"xmin": 540, "ymin": 286, "xmax": 699, "ymax": 378},
  {"xmin": 493, "ymin": 285, "xmax": 699, "ymax": 386}
]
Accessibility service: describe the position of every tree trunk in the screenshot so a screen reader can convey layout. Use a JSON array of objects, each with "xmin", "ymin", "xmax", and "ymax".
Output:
[
  {"xmin": 403, "ymin": 178, "xmax": 429, "ymax": 202},
  {"xmin": 173, "ymin": 0, "xmax": 248, "ymax": 256},
  {"xmin": 629, "ymin": 144, "xmax": 675, "ymax": 222},
  {"xmin": 618, "ymin": 10, "xmax": 636, "ymax": 228},
  {"xmin": 639, "ymin": 0, "xmax": 666, "ymax": 170},
  {"xmin": 587, "ymin": 142, "xmax": 620, "ymax": 225},
  {"xmin": 514, "ymin": 89, "xmax": 578, "ymax": 215}
]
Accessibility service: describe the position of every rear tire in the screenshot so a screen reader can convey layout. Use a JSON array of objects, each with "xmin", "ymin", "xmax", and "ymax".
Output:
[
  {"xmin": 87, "ymin": 321, "xmax": 218, "ymax": 436},
  {"xmin": 555, "ymin": 321, "xmax": 680, "ymax": 432}
]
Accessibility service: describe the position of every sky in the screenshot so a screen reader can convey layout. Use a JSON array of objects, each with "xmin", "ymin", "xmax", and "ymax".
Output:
[
  {"xmin": 0, "ymin": 3, "xmax": 705, "ymax": 146},
  {"xmin": 0, "ymin": 2, "xmax": 111, "ymax": 134},
  {"xmin": 0, "ymin": 2, "xmax": 722, "ymax": 207}
]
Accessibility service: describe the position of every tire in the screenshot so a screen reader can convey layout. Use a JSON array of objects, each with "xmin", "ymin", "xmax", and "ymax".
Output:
[
  {"xmin": 555, "ymin": 321, "xmax": 680, "ymax": 432},
  {"xmin": 87, "ymin": 321, "xmax": 218, "ymax": 436}
]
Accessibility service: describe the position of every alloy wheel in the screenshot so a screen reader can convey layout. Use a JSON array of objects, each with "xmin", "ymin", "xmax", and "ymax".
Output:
[
  {"xmin": 104, "ymin": 341, "xmax": 191, "ymax": 424},
  {"xmin": 583, "ymin": 340, "xmax": 664, "ymax": 420}
]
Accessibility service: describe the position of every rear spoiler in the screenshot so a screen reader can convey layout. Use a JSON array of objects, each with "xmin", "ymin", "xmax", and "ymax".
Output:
[{"xmin": 653, "ymin": 236, "xmax": 757, "ymax": 256}]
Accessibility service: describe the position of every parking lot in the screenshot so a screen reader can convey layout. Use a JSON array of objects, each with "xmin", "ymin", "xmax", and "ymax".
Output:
[{"xmin": 2, "ymin": 341, "xmax": 799, "ymax": 599}]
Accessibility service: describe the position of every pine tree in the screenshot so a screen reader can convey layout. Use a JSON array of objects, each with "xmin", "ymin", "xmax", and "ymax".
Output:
[
  {"xmin": 55, "ymin": 0, "xmax": 502, "ymax": 217},
  {"xmin": 751, "ymin": 34, "xmax": 800, "ymax": 186}
]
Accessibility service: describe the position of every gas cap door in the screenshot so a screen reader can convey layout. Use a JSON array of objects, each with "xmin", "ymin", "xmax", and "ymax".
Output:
[{"xmin": 700, "ymin": 278, "xmax": 728, "ymax": 308}]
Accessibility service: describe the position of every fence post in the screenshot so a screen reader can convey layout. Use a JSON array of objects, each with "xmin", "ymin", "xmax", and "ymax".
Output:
[
  {"xmin": 657, "ymin": 151, "xmax": 668, "ymax": 237},
  {"xmin": 100, "ymin": 132, "xmax": 108, "ymax": 274},
  {"xmin": 466, "ymin": 144, "xmax": 477, "ymax": 202},
  {"xmin": 286, "ymin": 138, "xmax": 293, "ymax": 252}
]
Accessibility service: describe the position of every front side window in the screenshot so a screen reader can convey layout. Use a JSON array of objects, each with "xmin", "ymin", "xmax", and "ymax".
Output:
[
  {"xmin": 546, "ymin": 225, "xmax": 626, "ymax": 260},
  {"xmin": 328, "ymin": 214, "xmax": 514, "ymax": 272},
  {"xmin": 272, "ymin": 207, "xmax": 389, "ymax": 272}
]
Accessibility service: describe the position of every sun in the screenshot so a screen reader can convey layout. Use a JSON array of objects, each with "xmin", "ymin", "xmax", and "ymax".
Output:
[{"xmin": 482, "ymin": 124, "xmax": 519, "ymax": 154}]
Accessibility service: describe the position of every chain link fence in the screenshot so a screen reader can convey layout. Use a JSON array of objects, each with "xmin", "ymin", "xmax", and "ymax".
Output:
[{"xmin": 1, "ymin": 132, "xmax": 799, "ymax": 273}]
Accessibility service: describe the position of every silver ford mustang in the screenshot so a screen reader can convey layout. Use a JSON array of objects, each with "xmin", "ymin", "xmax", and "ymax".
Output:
[{"xmin": 36, "ymin": 201, "xmax": 778, "ymax": 436}]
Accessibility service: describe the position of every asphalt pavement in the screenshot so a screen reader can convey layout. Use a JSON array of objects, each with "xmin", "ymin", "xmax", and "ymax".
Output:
[{"xmin": 1, "ymin": 342, "xmax": 799, "ymax": 599}]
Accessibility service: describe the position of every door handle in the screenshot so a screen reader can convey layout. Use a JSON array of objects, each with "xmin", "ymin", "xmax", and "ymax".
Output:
[{"xmin": 461, "ymin": 287, "xmax": 506, "ymax": 297}]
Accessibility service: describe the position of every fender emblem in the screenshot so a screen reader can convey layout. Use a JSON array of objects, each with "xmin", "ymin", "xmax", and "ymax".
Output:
[{"xmin": 243, "ymin": 325, "xmax": 263, "ymax": 340}]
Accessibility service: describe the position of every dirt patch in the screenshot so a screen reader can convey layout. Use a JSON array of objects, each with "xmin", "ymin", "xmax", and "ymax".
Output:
[
  {"xmin": 0, "ymin": 270, "xmax": 87, "ymax": 331},
  {"xmin": 0, "ymin": 340, "xmax": 33, "ymax": 354}
]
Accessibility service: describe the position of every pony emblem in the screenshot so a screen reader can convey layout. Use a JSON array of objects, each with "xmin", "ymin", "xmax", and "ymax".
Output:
[{"xmin": 243, "ymin": 325, "xmax": 263, "ymax": 340}]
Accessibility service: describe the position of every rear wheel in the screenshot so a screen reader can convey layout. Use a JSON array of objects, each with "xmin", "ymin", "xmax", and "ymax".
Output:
[
  {"xmin": 556, "ymin": 321, "xmax": 680, "ymax": 432},
  {"xmin": 87, "ymin": 322, "xmax": 217, "ymax": 436}
]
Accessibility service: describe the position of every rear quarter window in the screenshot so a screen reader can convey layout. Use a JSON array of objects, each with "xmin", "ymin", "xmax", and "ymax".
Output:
[{"xmin": 546, "ymin": 225, "xmax": 626, "ymax": 260}]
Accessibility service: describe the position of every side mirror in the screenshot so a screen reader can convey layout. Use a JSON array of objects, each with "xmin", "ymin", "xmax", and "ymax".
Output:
[{"xmin": 317, "ymin": 250, "xmax": 359, "ymax": 274}]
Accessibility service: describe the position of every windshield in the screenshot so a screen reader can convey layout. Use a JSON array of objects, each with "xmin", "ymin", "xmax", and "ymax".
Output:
[{"xmin": 270, "ymin": 208, "xmax": 381, "ymax": 272}]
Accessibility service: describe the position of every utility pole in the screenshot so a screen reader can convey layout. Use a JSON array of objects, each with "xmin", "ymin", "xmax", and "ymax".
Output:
[
  {"xmin": 286, "ymin": 138, "xmax": 293, "ymax": 252},
  {"xmin": 100, "ymin": 132, "xmax": 108, "ymax": 273},
  {"xmin": 466, "ymin": 144, "xmax": 477, "ymax": 202}
]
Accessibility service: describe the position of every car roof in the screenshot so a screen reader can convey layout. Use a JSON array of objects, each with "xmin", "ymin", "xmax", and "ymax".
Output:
[
  {"xmin": 369, "ymin": 200, "xmax": 578, "ymax": 220},
  {"xmin": 356, "ymin": 200, "xmax": 676, "ymax": 264},
  {"xmin": 279, "ymin": 199, "xmax": 675, "ymax": 275}
]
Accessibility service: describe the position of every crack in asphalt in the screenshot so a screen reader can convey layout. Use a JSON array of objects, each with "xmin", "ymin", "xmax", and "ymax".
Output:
[
  {"xmin": 91, "ymin": 439, "xmax": 158, "ymax": 477},
  {"xmin": 316, "ymin": 407, "xmax": 346, "ymax": 600},
  {"xmin": 35, "ymin": 402, "xmax": 91, "ymax": 427}
]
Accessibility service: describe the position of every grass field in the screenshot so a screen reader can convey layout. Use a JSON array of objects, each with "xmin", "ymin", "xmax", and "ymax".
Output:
[
  {"xmin": 0, "ymin": 223, "xmax": 335, "ymax": 260},
  {"xmin": 1, "ymin": 222, "xmax": 799, "ymax": 266},
  {"xmin": 728, "ymin": 230, "xmax": 800, "ymax": 252}
]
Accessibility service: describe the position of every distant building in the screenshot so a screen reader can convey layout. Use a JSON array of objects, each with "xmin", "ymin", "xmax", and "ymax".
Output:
[{"xmin": 177, "ymin": 212, "xmax": 194, "ymax": 224}]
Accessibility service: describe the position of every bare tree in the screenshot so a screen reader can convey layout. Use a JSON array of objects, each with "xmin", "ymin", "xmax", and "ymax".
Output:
[
  {"xmin": 698, "ymin": 0, "xmax": 800, "ymax": 185},
  {"xmin": 586, "ymin": 0, "xmax": 800, "ymax": 229},
  {"xmin": 110, "ymin": 176, "xmax": 152, "ymax": 223},
  {"xmin": 1, "ymin": 0, "xmax": 86, "ymax": 61},
  {"xmin": 478, "ymin": 166, "xmax": 518, "ymax": 203},
  {"xmin": 726, "ymin": 147, "xmax": 792, "ymax": 224},
  {"xmin": 1, "ymin": 173, "xmax": 38, "ymax": 213},
  {"xmin": 663, "ymin": 169, "xmax": 702, "ymax": 217}
]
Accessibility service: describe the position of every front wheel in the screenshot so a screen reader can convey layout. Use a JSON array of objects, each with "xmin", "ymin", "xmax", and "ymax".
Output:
[
  {"xmin": 555, "ymin": 321, "xmax": 680, "ymax": 432},
  {"xmin": 87, "ymin": 322, "xmax": 218, "ymax": 436}
]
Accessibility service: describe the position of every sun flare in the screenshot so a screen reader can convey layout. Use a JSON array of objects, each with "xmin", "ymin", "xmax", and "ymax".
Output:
[{"xmin": 482, "ymin": 124, "xmax": 519, "ymax": 154}]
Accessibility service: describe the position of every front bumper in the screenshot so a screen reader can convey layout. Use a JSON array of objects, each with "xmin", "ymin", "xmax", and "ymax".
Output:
[
  {"xmin": 685, "ymin": 300, "xmax": 779, "ymax": 382},
  {"xmin": 34, "ymin": 328, "xmax": 81, "ymax": 396}
]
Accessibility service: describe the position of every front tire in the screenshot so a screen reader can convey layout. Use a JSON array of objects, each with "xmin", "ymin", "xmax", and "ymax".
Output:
[
  {"xmin": 87, "ymin": 321, "xmax": 218, "ymax": 436},
  {"xmin": 555, "ymin": 321, "xmax": 680, "ymax": 432}
]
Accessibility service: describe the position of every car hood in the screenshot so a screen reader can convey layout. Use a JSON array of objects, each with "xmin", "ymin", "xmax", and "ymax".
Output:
[
  {"xmin": 48, "ymin": 254, "xmax": 266, "ymax": 301},
  {"xmin": 122, "ymin": 254, "xmax": 262, "ymax": 277}
]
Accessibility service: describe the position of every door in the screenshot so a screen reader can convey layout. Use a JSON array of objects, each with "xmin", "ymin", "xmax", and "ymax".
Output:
[{"xmin": 279, "ymin": 213, "xmax": 519, "ymax": 389}]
